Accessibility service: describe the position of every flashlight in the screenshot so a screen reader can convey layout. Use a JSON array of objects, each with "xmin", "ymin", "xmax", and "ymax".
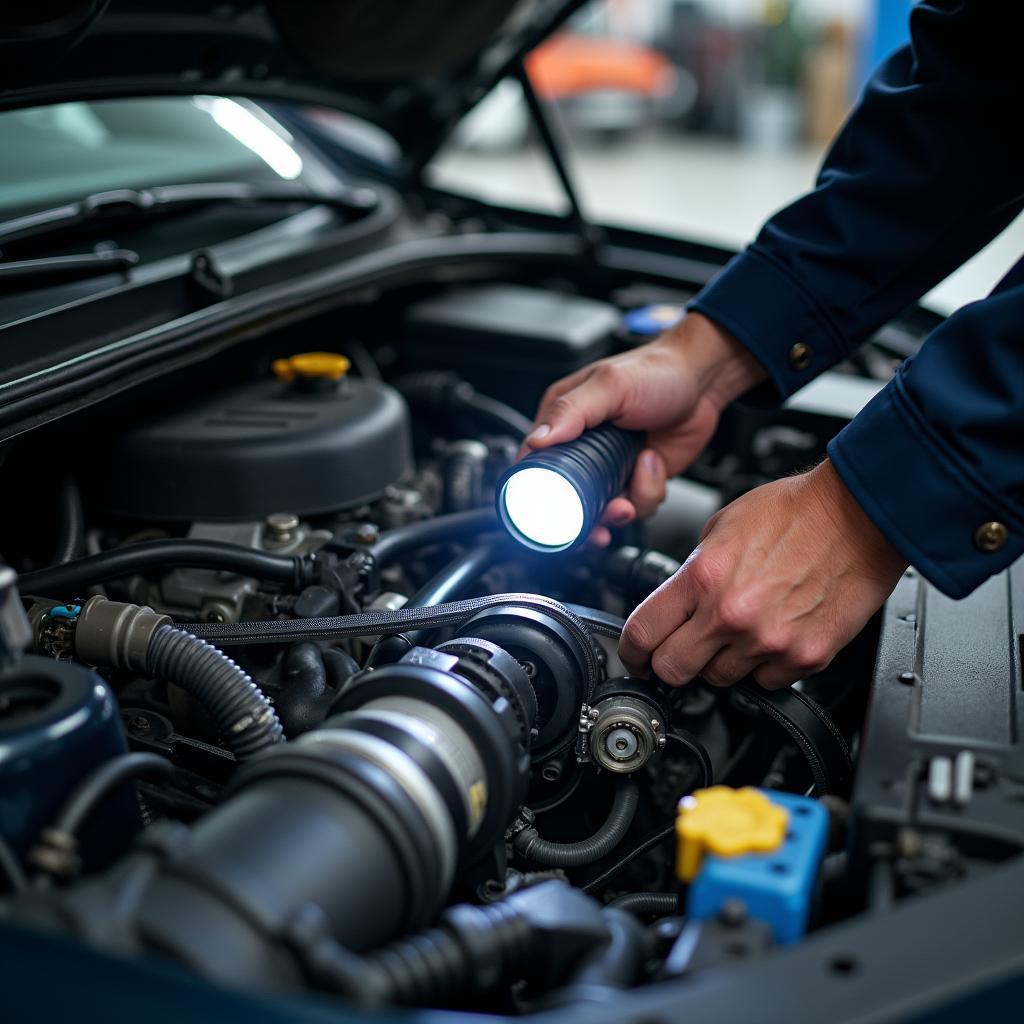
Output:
[{"xmin": 497, "ymin": 423, "xmax": 644, "ymax": 552}]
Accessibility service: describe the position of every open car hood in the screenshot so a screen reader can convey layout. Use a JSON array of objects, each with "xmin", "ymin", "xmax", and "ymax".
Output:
[{"xmin": 0, "ymin": 0, "xmax": 585, "ymax": 173}]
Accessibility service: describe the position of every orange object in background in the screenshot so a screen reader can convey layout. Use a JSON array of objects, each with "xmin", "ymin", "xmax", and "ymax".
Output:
[{"xmin": 526, "ymin": 33, "xmax": 674, "ymax": 101}]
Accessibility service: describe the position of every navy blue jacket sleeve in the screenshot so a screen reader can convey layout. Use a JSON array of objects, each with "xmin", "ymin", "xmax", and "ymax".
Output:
[
  {"xmin": 688, "ymin": 1, "xmax": 1024, "ymax": 598},
  {"xmin": 828, "ymin": 264, "xmax": 1024, "ymax": 598}
]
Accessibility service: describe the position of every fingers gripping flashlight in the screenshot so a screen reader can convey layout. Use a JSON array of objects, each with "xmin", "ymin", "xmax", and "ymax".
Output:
[{"xmin": 497, "ymin": 424, "xmax": 644, "ymax": 552}]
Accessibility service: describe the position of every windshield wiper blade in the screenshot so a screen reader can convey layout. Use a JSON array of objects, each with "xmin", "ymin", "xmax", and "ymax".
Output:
[
  {"xmin": 0, "ymin": 250, "xmax": 139, "ymax": 292},
  {"xmin": 0, "ymin": 181, "xmax": 378, "ymax": 252}
]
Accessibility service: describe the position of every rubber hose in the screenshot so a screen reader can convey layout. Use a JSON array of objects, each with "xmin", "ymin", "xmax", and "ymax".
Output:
[
  {"xmin": 581, "ymin": 824, "xmax": 675, "ymax": 894},
  {"xmin": 385, "ymin": 538, "xmax": 505, "ymax": 652},
  {"xmin": 19, "ymin": 539, "xmax": 302, "ymax": 597},
  {"xmin": 463, "ymin": 392, "xmax": 533, "ymax": 440},
  {"xmin": 52, "ymin": 477, "xmax": 85, "ymax": 566},
  {"xmin": 407, "ymin": 539, "xmax": 504, "ymax": 609},
  {"xmin": 357, "ymin": 901, "xmax": 532, "ymax": 1006},
  {"xmin": 515, "ymin": 780, "xmax": 640, "ymax": 868},
  {"xmin": 395, "ymin": 372, "xmax": 532, "ymax": 440},
  {"xmin": 607, "ymin": 892, "xmax": 678, "ymax": 917},
  {"xmin": 146, "ymin": 625, "xmax": 284, "ymax": 760},
  {"xmin": 54, "ymin": 752, "xmax": 174, "ymax": 835},
  {"xmin": 370, "ymin": 509, "xmax": 497, "ymax": 566}
]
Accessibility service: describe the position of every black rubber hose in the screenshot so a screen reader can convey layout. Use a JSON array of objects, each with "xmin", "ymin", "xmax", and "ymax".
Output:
[
  {"xmin": 146, "ymin": 625, "xmax": 284, "ymax": 760},
  {"xmin": 462, "ymin": 392, "xmax": 533, "ymax": 440},
  {"xmin": 0, "ymin": 834, "xmax": 27, "ymax": 893},
  {"xmin": 18, "ymin": 539, "xmax": 302, "ymax": 597},
  {"xmin": 397, "ymin": 538, "xmax": 505, "ymax": 650},
  {"xmin": 514, "ymin": 780, "xmax": 640, "ymax": 868},
  {"xmin": 406, "ymin": 539, "xmax": 504, "ymax": 609},
  {"xmin": 53, "ymin": 752, "xmax": 174, "ymax": 835},
  {"xmin": 395, "ymin": 372, "xmax": 533, "ymax": 440},
  {"xmin": 581, "ymin": 824, "xmax": 675, "ymax": 894},
  {"xmin": 52, "ymin": 477, "xmax": 85, "ymax": 566},
  {"xmin": 370, "ymin": 509, "xmax": 498, "ymax": 566},
  {"xmin": 355, "ymin": 901, "xmax": 532, "ymax": 1006},
  {"xmin": 607, "ymin": 892, "xmax": 678, "ymax": 917}
]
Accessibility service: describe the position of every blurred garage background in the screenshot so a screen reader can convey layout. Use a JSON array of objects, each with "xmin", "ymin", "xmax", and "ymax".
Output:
[{"xmin": 430, "ymin": 0, "xmax": 1024, "ymax": 317}]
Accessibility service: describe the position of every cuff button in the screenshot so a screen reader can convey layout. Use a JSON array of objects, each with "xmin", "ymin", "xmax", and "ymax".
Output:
[
  {"xmin": 974, "ymin": 521, "xmax": 1009, "ymax": 552},
  {"xmin": 788, "ymin": 342, "xmax": 812, "ymax": 370}
]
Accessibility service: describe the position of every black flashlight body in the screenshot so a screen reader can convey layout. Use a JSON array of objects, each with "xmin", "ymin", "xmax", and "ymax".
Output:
[{"xmin": 497, "ymin": 423, "xmax": 644, "ymax": 552}]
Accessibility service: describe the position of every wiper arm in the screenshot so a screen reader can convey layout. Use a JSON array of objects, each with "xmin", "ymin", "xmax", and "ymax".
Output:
[
  {"xmin": 0, "ymin": 250, "xmax": 139, "ymax": 293},
  {"xmin": 0, "ymin": 181, "xmax": 378, "ymax": 252}
]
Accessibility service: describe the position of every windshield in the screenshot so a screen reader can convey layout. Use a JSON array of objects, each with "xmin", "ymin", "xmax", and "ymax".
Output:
[{"xmin": 0, "ymin": 96, "xmax": 312, "ymax": 216}]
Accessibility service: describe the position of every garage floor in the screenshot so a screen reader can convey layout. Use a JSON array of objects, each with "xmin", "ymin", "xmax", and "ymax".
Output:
[{"xmin": 433, "ymin": 135, "xmax": 1024, "ymax": 317}]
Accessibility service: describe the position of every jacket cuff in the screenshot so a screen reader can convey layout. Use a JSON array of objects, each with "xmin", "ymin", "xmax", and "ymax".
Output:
[
  {"xmin": 689, "ymin": 249, "xmax": 849, "ymax": 405},
  {"xmin": 827, "ymin": 374, "xmax": 1024, "ymax": 599}
]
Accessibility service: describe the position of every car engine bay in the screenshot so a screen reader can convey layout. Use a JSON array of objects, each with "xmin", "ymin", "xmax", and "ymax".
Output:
[{"xmin": 1, "ymin": 276, "xmax": 1022, "ymax": 1019}]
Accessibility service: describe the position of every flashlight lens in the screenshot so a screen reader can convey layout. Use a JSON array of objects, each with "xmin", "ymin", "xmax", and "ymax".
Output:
[{"xmin": 500, "ymin": 467, "xmax": 585, "ymax": 550}]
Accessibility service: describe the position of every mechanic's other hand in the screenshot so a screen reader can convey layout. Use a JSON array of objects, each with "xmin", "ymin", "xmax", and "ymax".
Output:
[
  {"xmin": 524, "ymin": 312, "xmax": 764, "ymax": 545},
  {"xmin": 618, "ymin": 459, "xmax": 908, "ymax": 689}
]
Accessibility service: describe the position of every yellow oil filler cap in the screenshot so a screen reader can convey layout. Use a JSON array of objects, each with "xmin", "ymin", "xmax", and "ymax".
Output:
[
  {"xmin": 272, "ymin": 352, "xmax": 351, "ymax": 383},
  {"xmin": 676, "ymin": 786, "xmax": 788, "ymax": 882}
]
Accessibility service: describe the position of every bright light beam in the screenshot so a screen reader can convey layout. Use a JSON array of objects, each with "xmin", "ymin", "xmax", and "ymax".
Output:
[{"xmin": 500, "ymin": 466, "xmax": 585, "ymax": 551}]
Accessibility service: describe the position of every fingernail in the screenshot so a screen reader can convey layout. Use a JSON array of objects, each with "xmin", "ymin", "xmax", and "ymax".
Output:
[
  {"xmin": 527, "ymin": 424, "xmax": 551, "ymax": 444},
  {"xmin": 643, "ymin": 450, "xmax": 660, "ymax": 473}
]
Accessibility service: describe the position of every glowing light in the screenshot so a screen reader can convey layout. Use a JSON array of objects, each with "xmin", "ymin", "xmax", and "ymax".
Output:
[
  {"xmin": 193, "ymin": 97, "xmax": 303, "ymax": 179},
  {"xmin": 500, "ymin": 467, "xmax": 585, "ymax": 551}
]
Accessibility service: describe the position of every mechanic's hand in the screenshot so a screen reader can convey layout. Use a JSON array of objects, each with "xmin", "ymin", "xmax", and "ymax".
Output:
[
  {"xmin": 524, "ymin": 312, "xmax": 765, "ymax": 546},
  {"xmin": 618, "ymin": 459, "xmax": 908, "ymax": 689}
]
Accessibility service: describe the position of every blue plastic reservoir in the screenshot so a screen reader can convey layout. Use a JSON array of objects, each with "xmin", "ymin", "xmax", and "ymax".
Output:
[{"xmin": 686, "ymin": 789, "xmax": 829, "ymax": 944}]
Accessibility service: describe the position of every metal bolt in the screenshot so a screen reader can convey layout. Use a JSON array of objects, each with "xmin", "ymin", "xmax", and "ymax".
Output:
[
  {"xmin": 606, "ymin": 726, "xmax": 640, "ymax": 761},
  {"xmin": 128, "ymin": 714, "xmax": 151, "ymax": 734},
  {"xmin": 719, "ymin": 899, "xmax": 748, "ymax": 927},
  {"xmin": 265, "ymin": 512, "xmax": 299, "ymax": 544},
  {"xmin": 897, "ymin": 671, "xmax": 915, "ymax": 685}
]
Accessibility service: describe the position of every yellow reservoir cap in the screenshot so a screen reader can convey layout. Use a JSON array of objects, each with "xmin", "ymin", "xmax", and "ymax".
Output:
[
  {"xmin": 676, "ymin": 786, "xmax": 788, "ymax": 882},
  {"xmin": 272, "ymin": 352, "xmax": 351, "ymax": 383}
]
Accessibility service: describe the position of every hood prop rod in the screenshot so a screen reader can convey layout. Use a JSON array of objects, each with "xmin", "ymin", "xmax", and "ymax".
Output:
[{"xmin": 515, "ymin": 61, "xmax": 604, "ymax": 255}]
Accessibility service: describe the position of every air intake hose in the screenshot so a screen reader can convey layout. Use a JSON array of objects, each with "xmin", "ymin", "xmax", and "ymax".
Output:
[
  {"xmin": 145, "ymin": 624, "xmax": 283, "ymax": 759},
  {"xmin": 33, "ymin": 596, "xmax": 283, "ymax": 762},
  {"xmin": 8, "ymin": 638, "xmax": 538, "ymax": 994}
]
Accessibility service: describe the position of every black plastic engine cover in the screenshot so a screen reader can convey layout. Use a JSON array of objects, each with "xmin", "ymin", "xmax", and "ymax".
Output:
[
  {"xmin": 95, "ymin": 376, "xmax": 412, "ymax": 521},
  {"xmin": 849, "ymin": 564, "xmax": 1024, "ymax": 872},
  {"xmin": 402, "ymin": 284, "xmax": 619, "ymax": 416}
]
